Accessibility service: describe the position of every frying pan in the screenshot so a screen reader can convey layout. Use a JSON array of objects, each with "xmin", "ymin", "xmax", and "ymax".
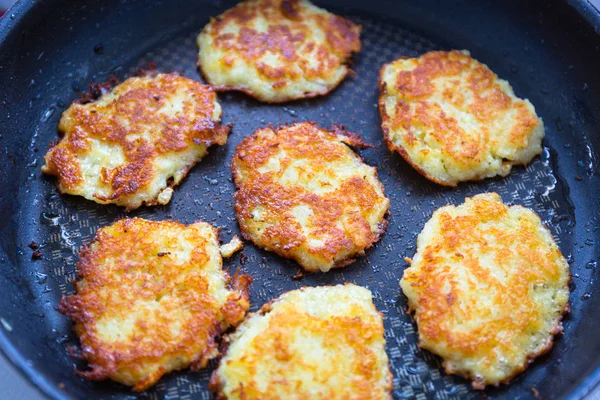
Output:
[{"xmin": 1, "ymin": 0, "xmax": 599, "ymax": 398}]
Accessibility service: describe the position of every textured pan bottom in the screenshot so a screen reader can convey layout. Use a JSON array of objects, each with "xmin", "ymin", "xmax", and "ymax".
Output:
[{"xmin": 32, "ymin": 13, "xmax": 575, "ymax": 400}]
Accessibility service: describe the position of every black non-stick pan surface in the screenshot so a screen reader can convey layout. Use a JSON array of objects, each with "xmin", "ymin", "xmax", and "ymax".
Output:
[{"xmin": 0, "ymin": 0, "xmax": 599, "ymax": 399}]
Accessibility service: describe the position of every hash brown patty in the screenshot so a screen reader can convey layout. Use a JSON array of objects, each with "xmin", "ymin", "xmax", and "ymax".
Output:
[
  {"xmin": 42, "ymin": 73, "xmax": 229, "ymax": 210},
  {"xmin": 59, "ymin": 218, "xmax": 251, "ymax": 391},
  {"xmin": 231, "ymin": 122, "xmax": 390, "ymax": 272},
  {"xmin": 197, "ymin": 0, "xmax": 361, "ymax": 103},
  {"xmin": 400, "ymin": 193, "xmax": 570, "ymax": 389},
  {"xmin": 379, "ymin": 50, "xmax": 545, "ymax": 186},
  {"xmin": 210, "ymin": 284, "xmax": 393, "ymax": 399}
]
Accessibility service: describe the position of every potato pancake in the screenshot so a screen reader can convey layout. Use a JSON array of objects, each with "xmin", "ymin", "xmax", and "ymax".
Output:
[
  {"xmin": 379, "ymin": 50, "xmax": 544, "ymax": 186},
  {"xmin": 42, "ymin": 73, "xmax": 229, "ymax": 210},
  {"xmin": 211, "ymin": 284, "xmax": 392, "ymax": 399},
  {"xmin": 400, "ymin": 193, "xmax": 570, "ymax": 388},
  {"xmin": 197, "ymin": 0, "xmax": 361, "ymax": 102},
  {"xmin": 59, "ymin": 218, "xmax": 250, "ymax": 391},
  {"xmin": 231, "ymin": 122, "xmax": 389, "ymax": 272}
]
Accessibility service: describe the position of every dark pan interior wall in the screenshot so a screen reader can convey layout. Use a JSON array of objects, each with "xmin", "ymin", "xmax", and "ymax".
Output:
[{"xmin": 0, "ymin": 1, "xmax": 598, "ymax": 399}]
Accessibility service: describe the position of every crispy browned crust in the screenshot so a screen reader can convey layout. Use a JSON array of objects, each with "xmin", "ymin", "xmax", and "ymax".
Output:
[
  {"xmin": 401, "ymin": 193, "xmax": 570, "ymax": 389},
  {"xmin": 378, "ymin": 50, "xmax": 542, "ymax": 186},
  {"xmin": 450, "ymin": 312, "xmax": 568, "ymax": 390},
  {"xmin": 444, "ymin": 221, "xmax": 573, "ymax": 391},
  {"xmin": 42, "ymin": 73, "xmax": 230, "ymax": 211},
  {"xmin": 406, "ymin": 302, "xmax": 570, "ymax": 390},
  {"xmin": 210, "ymin": 284, "xmax": 393, "ymax": 399},
  {"xmin": 329, "ymin": 123, "xmax": 375, "ymax": 149},
  {"xmin": 58, "ymin": 218, "xmax": 251, "ymax": 391},
  {"xmin": 231, "ymin": 121, "xmax": 390, "ymax": 272},
  {"xmin": 197, "ymin": 0, "xmax": 361, "ymax": 103}
]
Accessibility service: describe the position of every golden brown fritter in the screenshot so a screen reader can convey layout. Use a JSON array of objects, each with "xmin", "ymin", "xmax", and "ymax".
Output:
[
  {"xmin": 400, "ymin": 193, "xmax": 570, "ymax": 389},
  {"xmin": 210, "ymin": 284, "xmax": 393, "ymax": 399},
  {"xmin": 231, "ymin": 122, "xmax": 389, "ymax": 272},
  {"xmin": 59, "ymin": 218, "xmax": 251, "ymax": 391},
  {"xmin": 379, "ymin": 50, "xmax": 544, "ymax": 186},
  {"xmin": 197, "ymin": 0, "xmax": 361, "ymax": 103},
  {"xmin": 42, "ymin": 73, "xmax": 229, "ymax": 210}
]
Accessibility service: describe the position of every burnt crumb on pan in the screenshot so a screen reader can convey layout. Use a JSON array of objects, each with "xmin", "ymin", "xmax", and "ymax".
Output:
[
  {"xmin": 239, "ymin": 252, "xmax": 248, "ymax": 265},
  {"xmin": 74, "ymin": 62, "xmax": 159, "ymax": 105},
  {"xmin": 135, "ymin": 62, "xmax": 159, "ymax": 77},
  {"xmin": 75, "ymin": 75, "xmax": 120, "ymax": 104},
  {"xmin": 93, "ymin": 43, "xmax": 104, "ymax": 55},
  {"xmin": 531, "ymin": 387, "xmax": 541, "ymax": 399},
  {"xmin": 31, "ymin": 250, "xmax": 43, "ymax": 260},
  {"xmin": 28, "ymin": 241, "xmax": 39, "ymax": 250},
  {"xmin": 291, "ymin": 269, "xmax": 304, "ymax": 280}
]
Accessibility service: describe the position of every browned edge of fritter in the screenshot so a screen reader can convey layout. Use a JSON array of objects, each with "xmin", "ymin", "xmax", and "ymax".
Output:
[
  {"xmin": 208, "ymin": 295, "xmax": 277, "ymax": 399},
  {"xmin": 75, "ymin": 63, "xmax": 158, "ymax": 105},
  {"xmin": 57, "ymin": 219, "xmax": 252, "ymax": 390},
  {"xmin": 451, "ymin": 297, "xmax": 570, "ymax": 391},
  {"xmin": 402, "ymin": 209, "xmax": 572, "ymax": 390},
  {"xmin": 229, "ymin": 121, "xmax": 391, "ymax": 272},
  {"xmin": 197, "ymin": 60, "xmax": 355, "ymax": 104}
]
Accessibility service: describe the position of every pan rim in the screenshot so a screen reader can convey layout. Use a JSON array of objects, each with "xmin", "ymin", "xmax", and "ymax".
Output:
[
  {"xmin": 0, "ymin": 330, "xmax": 69, "ymax": 400},
  {"xmin": 0, "ymin": 2, "xmax": 72, "ymax": 399}
]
